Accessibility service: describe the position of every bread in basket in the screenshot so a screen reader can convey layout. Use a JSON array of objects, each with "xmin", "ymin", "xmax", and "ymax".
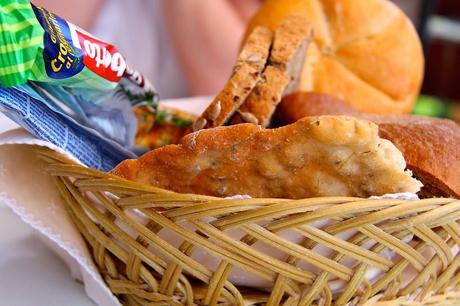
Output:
[
  {"xmin": 39, "ymin": 147, "xmax": 460, "ymax": 306},
  {"xmin": 40, "ymin": 2, "xmax": 460, "ymax": 305}
]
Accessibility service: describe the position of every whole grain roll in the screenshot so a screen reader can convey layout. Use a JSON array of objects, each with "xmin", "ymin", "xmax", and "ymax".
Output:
[{"xmin": 276, "ymin": 92, "xmax": 359, "ymax": 124}]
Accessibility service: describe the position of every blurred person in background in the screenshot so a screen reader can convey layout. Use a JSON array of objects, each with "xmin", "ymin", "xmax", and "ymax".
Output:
[{"xmin": 34, "ymin": 0, "xmax": 263, "ymax": 99}]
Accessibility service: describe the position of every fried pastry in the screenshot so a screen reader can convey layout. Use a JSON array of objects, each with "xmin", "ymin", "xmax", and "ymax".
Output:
[{"xmin": 112, "ymin": 116, "xmax": 422, "ymax": 199}]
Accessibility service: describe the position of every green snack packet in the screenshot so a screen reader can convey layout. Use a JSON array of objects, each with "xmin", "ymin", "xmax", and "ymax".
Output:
[
  {"xmin": 0, "ymin": 1, "xmax": 43, "ymax": 87},
  {"xmin": 0, "ymin": 0, "xmax": 124, "ymax": 89},
  {"xmin": 0, "ymin": 0, "xmax": 193, "ymax": 149}
]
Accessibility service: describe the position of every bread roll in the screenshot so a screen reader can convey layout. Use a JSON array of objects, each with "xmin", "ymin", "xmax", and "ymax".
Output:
[
  {"xmin": 277, "ymin": 92, "xmax": 460, "ymax": 198},
  {"xmin": 276, "ymin": 92, "xmax": 359, "ymax": 125},
  {"xmin": 244, "ymin": 0, "xmax": 424, "ymax": 115}
]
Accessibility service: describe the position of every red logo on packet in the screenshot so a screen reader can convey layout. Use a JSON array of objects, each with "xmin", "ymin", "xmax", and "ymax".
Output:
[{"xmin": 75, "ymin": 30, "xmax": 126, "ymax": 82}]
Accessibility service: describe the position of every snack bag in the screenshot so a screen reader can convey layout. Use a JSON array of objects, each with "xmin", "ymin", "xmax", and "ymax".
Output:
[
  {"xmin": 0, "ymin": 85, "xmax": 136, "ymax": 171},
  {"xmin": 0, "ymin": 0, "xmax": 193, "ymax": 150}
]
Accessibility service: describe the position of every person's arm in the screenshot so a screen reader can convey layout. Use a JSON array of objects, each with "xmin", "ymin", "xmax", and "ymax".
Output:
[
  {"xmin": 161, "ymin": 0, "xmax": 261, "ymax": 96},
  {"xmin": 32, "ymin": 0, "xmax": 105, "ymax": 31}
]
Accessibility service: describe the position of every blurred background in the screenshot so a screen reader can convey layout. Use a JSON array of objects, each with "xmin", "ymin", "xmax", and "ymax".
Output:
[{"xmin": 393, "ymin": 0, "xmax": 460, "ymax": 120}]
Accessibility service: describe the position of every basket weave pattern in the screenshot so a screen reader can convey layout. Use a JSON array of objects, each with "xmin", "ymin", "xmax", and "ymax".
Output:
[{"xmin": 37, "ymin": 148, "xmax": 460, "ymax": 306}]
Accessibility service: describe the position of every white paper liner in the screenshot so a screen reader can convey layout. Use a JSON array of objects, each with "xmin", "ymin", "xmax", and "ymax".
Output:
[{"xmin": 0, "ymin": 129, "xmax": 120, "ymax": 306}]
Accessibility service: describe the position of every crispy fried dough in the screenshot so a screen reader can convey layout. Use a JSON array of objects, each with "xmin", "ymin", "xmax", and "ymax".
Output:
[{"xmin": 112, "ymin": 116, "xmax": 422, "ymax": 199}]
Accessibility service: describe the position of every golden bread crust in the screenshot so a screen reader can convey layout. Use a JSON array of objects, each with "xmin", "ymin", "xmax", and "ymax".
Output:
[{"xmin": 245, "ymin": 0, "xmax": 424, "ymax": 114}]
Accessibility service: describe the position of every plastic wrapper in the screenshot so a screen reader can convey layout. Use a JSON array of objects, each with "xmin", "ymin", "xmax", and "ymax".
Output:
[
  {"xmin": 0, "ymin": 85, "xmax": 135, "ymax": 170},
  {"xmin": 0, "ymin": 0, "xmax": 193, "ymax": 157}
]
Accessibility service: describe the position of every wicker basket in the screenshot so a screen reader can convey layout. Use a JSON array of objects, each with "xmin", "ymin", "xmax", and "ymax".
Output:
[{"xmin": 36, "ymin": 147, "xmax": 460, "ymax": 306}]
